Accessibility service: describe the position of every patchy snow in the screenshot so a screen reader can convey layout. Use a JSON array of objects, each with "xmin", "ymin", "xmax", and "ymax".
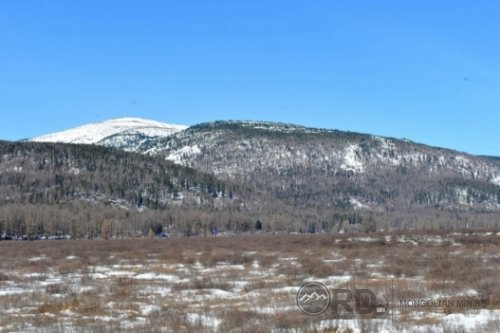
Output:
[
  {"xmin": 491, "ymin": 175, "xmax": 500, "ymax": 186},
  {"xmin": 23, "ymin": 272, "xmax": 45, "ymax": 278},
  {"xmin": 272, "ymin": 286, "xmax": 300, "ymax": 293},
  {"xmin": 137, "ymin": 286, "xmax": 172, "ymax": 297},
  {"xmin": 9, "ymin": 166, "xmax": 23, "ymax": 173},
  {"xmin": 254, "ymin": 305, "xmax": 296, "ymax": 314},
  {"xmin": 69, "ymin": 167, "xmax": 81, "ymax": 175},
  {"xmin": 165, "ymin": 145, "xmax": 201, "ymax": 164},
  {"xmin": 140, "ymin": 304, "xmax": 161, "ymax": 316},
  {"xmin": 455, "ymin": 187, "xmax": 469, "ymax": 205},
  {"xmin": 455, "ymin": 155, "xmax": 470, "ymax": 165},
  {"xmin": 442, "ymin": 310, "xmax": 500, "ymax": 331},
  {"xmin": 459, "ymin": 289, "xmax": 479, "ymax": 297},
  {"xmin": 198, "ymin": 263, "xmax": 245, "ymax": 273},
  {"xmin": 28, "ymin": 256, "xmax": 47, "ymax": 262},
  {"xmin": 106, "ymin": 270, "xmax": 135, "ymax": 277},
  {"xmin": 0, "ymin": 287, "xmax": 29, "ymax": 296},
  {"xmin": 186, "ymin": 313, "xmax": 221, "ymax": 327},
  {"xmin": 350, "ymin": 197, "xmax": 370, "ymax": 209},
  {"xmin": 340, "ymin": 144, "xmax": 364, "ymax": 172},
  {"xmin": 133, "ymin": 273, "xmax": 180, "ymax": 282},
  {"xmin": 316, "ymin": 275, "xmax": 353, "ymax": 285},
  {"xmin": 89, "ymin": 272, "xmax": 108, "ymax": 279},
  {"xmin": 207, "ymin": 288, "xmax": 235, "ymax": 299}
]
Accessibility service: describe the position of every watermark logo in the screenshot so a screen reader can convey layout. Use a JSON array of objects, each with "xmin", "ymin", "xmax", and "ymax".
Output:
[
  {"xmin": 296, "ymin": 282, "xmax": 330, "ymax": 315},
  {"xmin": 331, "ymin": 288, "xmax": 381, "ymax": 316},
  {"xmin": 399, "ymin": 298, "xmax": 489, "ymax": 309},
  {"xmin": 296, "ymin": 282, "xmax": 388, "ymax": 318},
  {"xmin": 296, "ymin": 279, "xmax": 491, "ymax": 320}
]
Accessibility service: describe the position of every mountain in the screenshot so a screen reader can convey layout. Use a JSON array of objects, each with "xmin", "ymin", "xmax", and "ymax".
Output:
[
  {"xmin": 25, "ymin": 119, "xmax": 500, "ymax": 231},
  {"xmin": 31, "ymin": 118, "xmax": 187, "ymax": 148},
  {"xmin": 133, "ymin": 121, "xmax": 500, "ymax": 212}
]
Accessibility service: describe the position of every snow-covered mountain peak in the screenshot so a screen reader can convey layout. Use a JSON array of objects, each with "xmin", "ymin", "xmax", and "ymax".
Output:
[{"xmin": 31, "ymin": 117, "xmax": 188, "ymax": 144}]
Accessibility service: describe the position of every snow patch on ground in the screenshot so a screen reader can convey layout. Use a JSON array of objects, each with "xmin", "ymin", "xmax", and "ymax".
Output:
[
  {"xmin": 350, "ymin": 197, "xmax": 370, "ymax": 209},
  {"xmin": 340, "ymin": 144, "xmax": 364, "ymax": 172},
  {"xmin": 0, "ymin": 287, "xmax": 29, "ymax": 296},
  {"xmin": 186, "ymin": 313, "xmax": 221, "ymax": 327},
  {"xmin": 455, "ymin": 187, "xmax": 469, "ymax": 204},
  {"xmin": 28, "ymin": 256, "xmax": 47, "ymax": 262},
  {"xmin": 442, "ymin": 310, "xmax": 500, "ymax": 331},
  {"xmin": 133, "ymin": 273, "xmax": 180, "ymax": 282},
  {"xmin": 166, "ymin": 145, "xmax": 201, "ymax": 164},
  {"xmin": 140, "ymin": 304, "xmax": 161, "ymax": 316}
]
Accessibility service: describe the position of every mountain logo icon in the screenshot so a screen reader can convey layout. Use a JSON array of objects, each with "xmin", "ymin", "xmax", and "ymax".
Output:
[
  {"xmin": 296, "ymin": 282, "xmax": 330, "ymax": 315},
  {"xmin": 298, "ymin": 291, "xmax": 329, "ymax": 303}
]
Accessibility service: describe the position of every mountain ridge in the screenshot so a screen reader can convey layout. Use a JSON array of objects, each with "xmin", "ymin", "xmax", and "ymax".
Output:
[
  {"xmin": 24, "ymin": 117, "xmax": 500, "ymax": 215},
  {"xmin": 29, "ymin": 117, "xmax": 499, "ymax": 159}
]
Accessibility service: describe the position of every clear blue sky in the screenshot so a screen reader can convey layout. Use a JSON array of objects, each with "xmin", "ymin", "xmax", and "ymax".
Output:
[{"xmin": 1, "ymin": 1, "xmax": 499, "ymax": 155}]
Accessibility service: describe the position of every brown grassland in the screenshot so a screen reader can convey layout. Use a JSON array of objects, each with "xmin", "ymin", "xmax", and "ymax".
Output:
[{"xmin": 0, "ymin": 230, "xmax": 500, "ymax": 332}]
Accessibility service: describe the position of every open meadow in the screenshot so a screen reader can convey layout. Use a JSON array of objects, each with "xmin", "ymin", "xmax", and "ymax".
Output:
[{"xmin": 1, "ymin": 230, "xmax": 499, "ymax": 333}]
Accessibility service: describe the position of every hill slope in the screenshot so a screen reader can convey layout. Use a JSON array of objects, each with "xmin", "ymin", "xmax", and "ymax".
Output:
[
  {"xmin": 0, "ymin": 141, "xmax": 252, "ymax": 239},
  {"xmin": 141, "ymin": 121, "xmax": 500, "ymax": 212}
]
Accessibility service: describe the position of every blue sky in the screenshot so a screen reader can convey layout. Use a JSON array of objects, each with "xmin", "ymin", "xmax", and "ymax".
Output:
[{"xmin": 1, "ymin": 1, "xmax": 499, "ymax": 155}]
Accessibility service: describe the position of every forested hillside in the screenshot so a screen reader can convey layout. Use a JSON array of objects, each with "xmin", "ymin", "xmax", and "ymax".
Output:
[
  {"xmin": 14, "ymin": 120, "xmax": 500, "ymax": 236},
  {"xmin": 0, "ymin": 141, "xmax": 255, "ymax": 239},
  {"xmin": 142, "ymin": 121, "xmax": 500, "ymax": 212}
]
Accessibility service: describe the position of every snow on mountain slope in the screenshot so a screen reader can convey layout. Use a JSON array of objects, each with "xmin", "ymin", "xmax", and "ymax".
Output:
[
  {"xmin": 31, "ymin": 118, "xmax": 187, "ymax": 144},
  {"xmin": 23, "ymin": 118, "xmax": 500, "ymax": 211}
]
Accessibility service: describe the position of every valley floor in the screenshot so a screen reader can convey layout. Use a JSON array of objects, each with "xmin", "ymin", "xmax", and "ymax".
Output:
[{"xmin": 0, "ymin": 231, "xmax": 499, "ymax": 332}]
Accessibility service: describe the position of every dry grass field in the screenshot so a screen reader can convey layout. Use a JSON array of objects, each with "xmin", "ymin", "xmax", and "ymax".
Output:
[{"xmin": 1, "ymin": 230, "xmax": 499, "ymax": 332}]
